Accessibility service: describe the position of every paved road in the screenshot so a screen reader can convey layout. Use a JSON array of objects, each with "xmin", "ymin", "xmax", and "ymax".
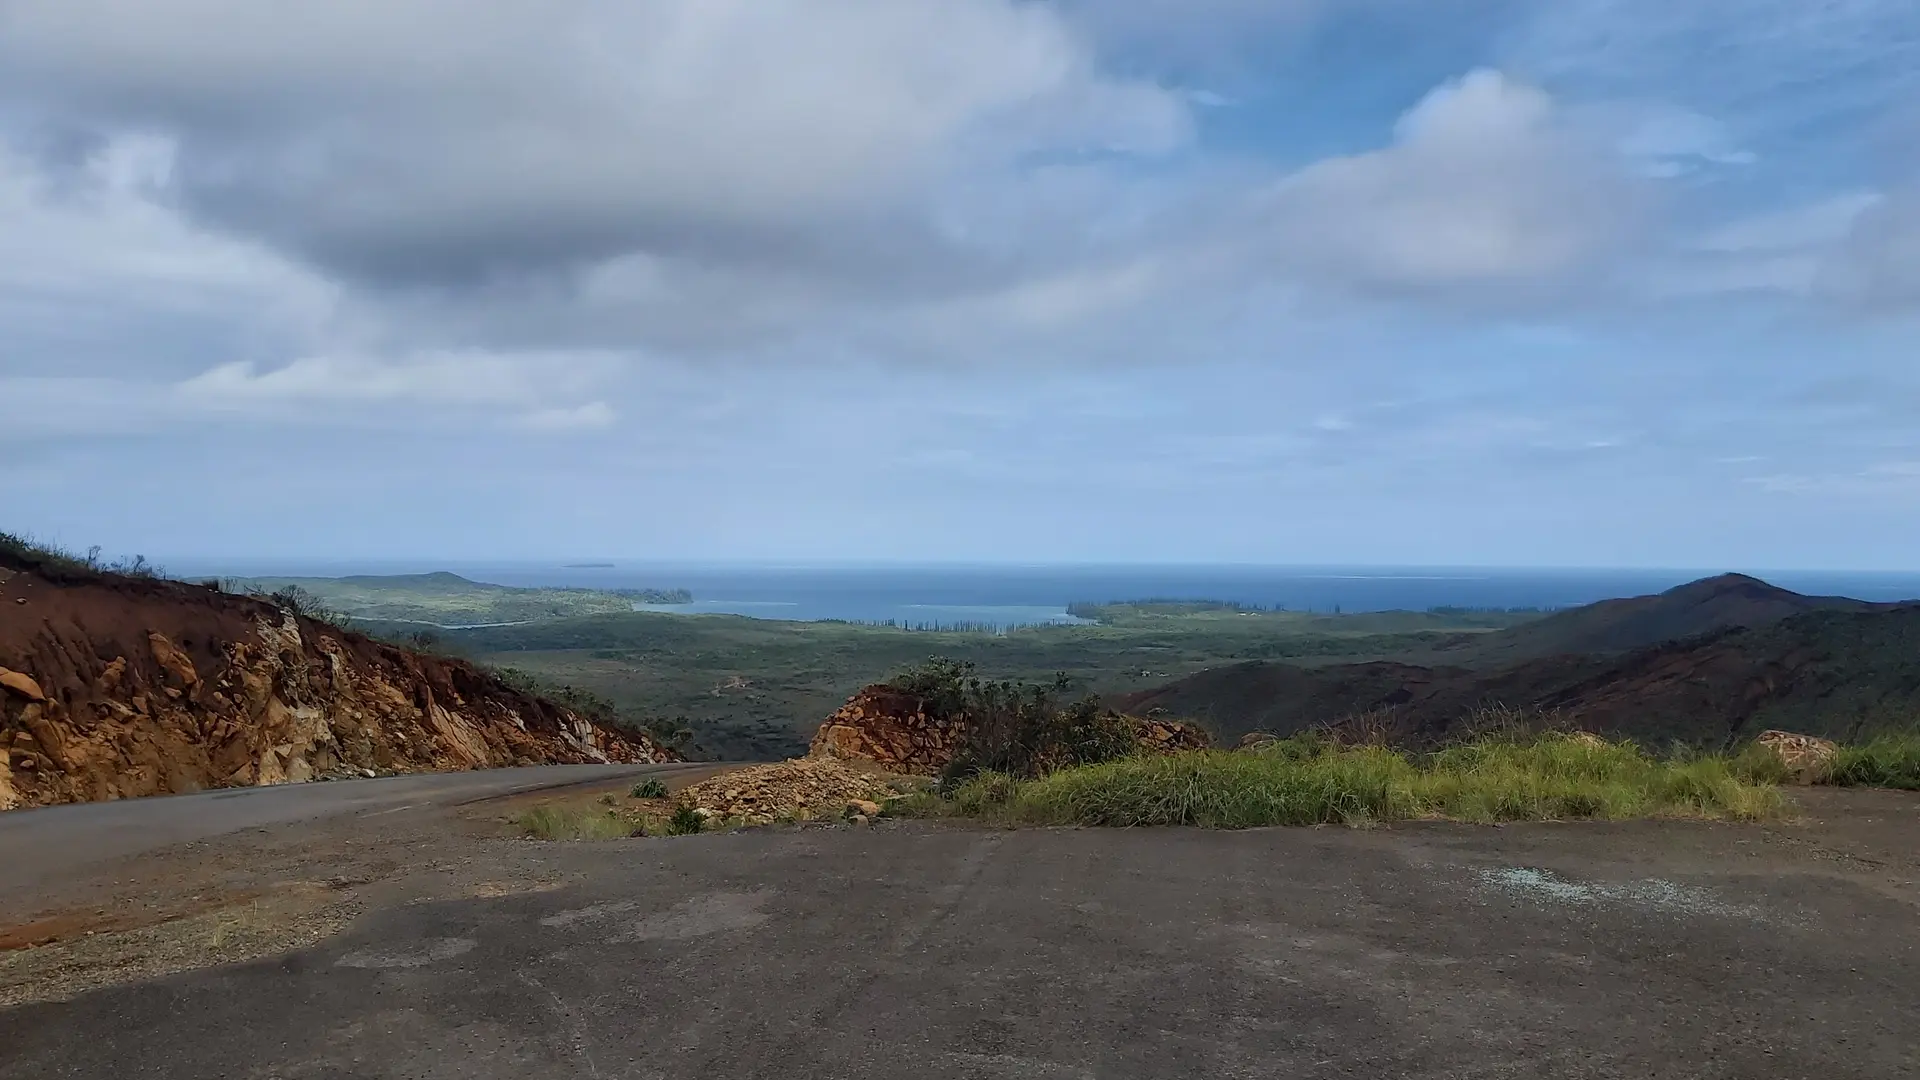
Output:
[
  {"xmin": 1, "ymin": 763, "xmax": 708, "ymax": 881},
  {"xmin": 4, "ymin": 816, "xmax": 1917, "ymax": 1078}
]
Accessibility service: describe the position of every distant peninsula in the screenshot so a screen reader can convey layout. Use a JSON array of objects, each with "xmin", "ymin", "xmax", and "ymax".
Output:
[
  {"xmin": 224, "ymin": 572, "xmax": 692, "ymax": 626},
  {"xmin": 607, "ymin": 587, "xmax": 694, "ymax": 605}
]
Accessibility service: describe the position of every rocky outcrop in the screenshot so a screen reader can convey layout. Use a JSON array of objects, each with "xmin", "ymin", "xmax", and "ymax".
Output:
[
  {"xmin": 0, "ymin": 560, "xmax": 675, "ymax": 811},
  {"xmin": 1755, "ymin": 730, "xmax": 1838, "ymax": 784},
  {"xmin": 809, "ymin": 683, "xmax": 1211, "ymax": 775},
  {"xmin": 1137, "ymin": 715, "xmax": 1211, "ymax": 754},
  {"xmin": 808, "ymin": 686, "xmax": 967, "ymax": 776}
]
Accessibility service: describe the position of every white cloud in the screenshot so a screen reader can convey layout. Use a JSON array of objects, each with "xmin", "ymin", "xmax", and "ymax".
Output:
[
  {"xmin": 176, "ymin": 353, "xmax": 618, "ymax": 407},
  {"xmin": 1249, "ymin": 70, "xmax": 1648, "ymax": 291}
]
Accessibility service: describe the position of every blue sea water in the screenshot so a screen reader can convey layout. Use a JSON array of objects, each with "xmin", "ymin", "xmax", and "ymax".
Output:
[{"xmin": 179, "ymin": 561, "xmax": 1920, "ymax": 630}]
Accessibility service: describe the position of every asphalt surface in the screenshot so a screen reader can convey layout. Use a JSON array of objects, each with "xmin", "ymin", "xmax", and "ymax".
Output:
[
  {"xmin": 1, "ymin": 763, "xmax": 706, "ymax": 881},
  {"xmin": 5, "ymin": 813, "xmax": 1918, "ymax": 1079}
]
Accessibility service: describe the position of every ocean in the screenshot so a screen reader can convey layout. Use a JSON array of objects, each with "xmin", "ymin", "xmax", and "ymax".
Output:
[{"xmin": 177, "ymin": 561, "xmax": 1920, "ymax": 630}]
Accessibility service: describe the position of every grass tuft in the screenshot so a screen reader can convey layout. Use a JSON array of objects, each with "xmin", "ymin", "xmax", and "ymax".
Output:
[
  {"xmin": 630, "ymin": 777, "xmax": 670, "ymax": 799},
  {"xmin": 667, "ymin": 804, "xmax": 705, "ymax": 835},
  {"xmin": 517, "ymin": 804, "xmax": 640, "ymax": 841},
  {"xmin": 933, "ymin": 733, "xmax": 1784, "ymax": 829},
  {"xmin": 1829, "ymin": 733, "xmax": 1920, "ymax": 790}
]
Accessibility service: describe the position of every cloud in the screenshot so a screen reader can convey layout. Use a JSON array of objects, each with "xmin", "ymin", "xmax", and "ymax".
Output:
[
  {"xmin": 175, "ymin": 353, "xmax": 615, "ymax": 407},
  {"xmin": 1248, "ymin": 70, "xmax": 1648, "ymax": 292},
  {"xmin": 0, "ymin": 0, "xmax": 1189, "ymax": 290}
]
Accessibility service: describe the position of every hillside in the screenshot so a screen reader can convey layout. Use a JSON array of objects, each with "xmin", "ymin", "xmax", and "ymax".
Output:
[
  {"xmin": 1124, "ymin": 600, "xmax": 1920, "ymax": 750},
  {"xmin": 0, "ymin": 548, "xmax": 676, "ymax": 810},
  {"xmin": 226, "ymin": 571, "xmax": 690, "ymax": 627},
  {"xmin": 1438, "ymin": 573, "xmax": 1887, "ymax": 666}
]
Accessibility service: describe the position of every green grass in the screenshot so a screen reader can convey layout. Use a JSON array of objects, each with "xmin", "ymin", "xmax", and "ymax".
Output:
[
  {"xmin": 630, "ymin": 777, "xmax": 670, "ymax": 799},
  {"xmin": 517, "ymin": 804, "xmax": 642, "ymax": 840},
  {"xmin": 931, "ymin": 734, "xmax": 1784, "ymax": 828},
  {"xmin": 1830, "ymin": 733, "xmax": 1920, "ymax": 790}
]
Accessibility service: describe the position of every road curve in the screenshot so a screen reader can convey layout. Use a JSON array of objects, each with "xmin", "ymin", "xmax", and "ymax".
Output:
[{"xmin": 1, "ymin": 762, "xmax": 711, "ymax": 882}]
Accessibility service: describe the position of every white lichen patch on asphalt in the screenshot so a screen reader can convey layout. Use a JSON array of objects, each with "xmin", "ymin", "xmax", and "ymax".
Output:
[{"xmin": 1478, "ymin": 867, "xmax": 1770, "ymax": 922}]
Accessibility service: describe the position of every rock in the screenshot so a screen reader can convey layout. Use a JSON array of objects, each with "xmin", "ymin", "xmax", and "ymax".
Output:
[
  {"xmin": 1756, "ymin": 730, "xmax": 1839, "ymax": 784},
  {"xmin": 17, "ymin": 704, "xmax": 71, "ymax": 772},
  {"xmin": 0, "ymin": 667, "xmax": 46, "ymax": 702},
  {"xmin": 679, "ymin": 759, "xmax": 899, "ymax": 821},
  {"xmin": 147, "ymin": 632, "xmax": 200, "ymax": 688},
  {"xmin": 97, "ymin": 657, "xmax": 129, "ymax": 694},
  {"xmin": 847, "ymin": 798, "xmax": 882, "ymax": 818},
  {"xmin": 1136, "ymin": 718, "xmax": 1210, "ymax": 755}
]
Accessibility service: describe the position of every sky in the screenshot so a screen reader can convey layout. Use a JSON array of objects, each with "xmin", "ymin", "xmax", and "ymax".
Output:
[{"xmin": 1, "ymin": 0, "xmax": 1917, "ymax": 569}]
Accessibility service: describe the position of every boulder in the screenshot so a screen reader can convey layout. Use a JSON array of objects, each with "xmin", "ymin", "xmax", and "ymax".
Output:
[
  {"xmin": 0, "ymin": 668, "xmax": 46, "ymax": 702},
  {"xmin": 1755, "ymin": 730, "xmax": 1839, "ymax": 784}
]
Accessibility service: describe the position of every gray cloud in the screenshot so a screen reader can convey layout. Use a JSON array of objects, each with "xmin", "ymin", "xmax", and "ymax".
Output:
[{"xmin": 1, "ymin": 0, "xmax": 1189, "ymax": 290}]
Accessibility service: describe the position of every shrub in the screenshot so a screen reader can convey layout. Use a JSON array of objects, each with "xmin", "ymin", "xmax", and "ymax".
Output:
[
  {"xmin": 886, "ymin": 659, "xmax": 1139, "ymax": 788},
  {"xmin": 260, "ymin": 584, "xmax": 349, "ymax": 627},
  {"xmin": 517, "ymin": 805, "xmax": 640, "ymax": 841},
  {"xmin": 667, "ymin": 804, "xmax": 705, "ymax": 835},
  {"xmin": 630, "ymin": 777, "xmax": 670, "ymax": 800}
]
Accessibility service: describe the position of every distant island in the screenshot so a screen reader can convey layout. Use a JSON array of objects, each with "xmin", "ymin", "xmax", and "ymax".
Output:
[{"xmin": 562, "ymin": 562, "xmax": 617, "ymax": 569}]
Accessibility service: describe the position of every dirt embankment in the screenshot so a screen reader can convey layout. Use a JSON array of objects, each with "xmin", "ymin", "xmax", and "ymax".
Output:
[{"xmin": 0, "ymin": 559, "xmax": 675, "ymax": 810}]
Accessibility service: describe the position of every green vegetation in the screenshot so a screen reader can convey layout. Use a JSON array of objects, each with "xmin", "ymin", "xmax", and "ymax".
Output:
[
  {"xmin": 667, "ymin": 804, "xmax": 705, "ymax": 835},
  {"xmin": 1830, "ymin": 733, "xmax": 1920, "ymax": 790},
  {"xmin": 884, "ymin": 659, "xmax": 1141, "ymax": 785},
  {"xmin": 225, "ymin": 571, "xmax": 689, "ymax": 627},
  {"xmin": 423, "ymin": 605, "xmax": 1536, "ymax": 760},
  {"xmin": 0, "ymin": 532, "xmax": 166, "ymax": 581},
  {"xmin": 922, "ymin": 733, "xmax": 1784, "ymax": 828},
  {"xmin": 631, "ymin": 777, "xmax": 670, "ymax": 799},
  {"xmin": 516, "ymin": 804, "xmax": 642, "ymax": 840}
]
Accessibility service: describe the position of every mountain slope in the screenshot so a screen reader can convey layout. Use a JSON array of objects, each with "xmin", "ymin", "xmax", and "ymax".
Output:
[
  {"xmin": 1125, "ymin": 593, "xmax": 1920, "ymax": 749},
  {"xmin": 1446, "ymin": 573, "xmax": 1887, "ymax": 666},
  {"xmin": 0, "ymin": 552, "xmax": 676, "ymax": 810}
]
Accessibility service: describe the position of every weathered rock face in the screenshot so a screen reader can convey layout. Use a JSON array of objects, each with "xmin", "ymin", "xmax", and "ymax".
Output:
[
  {"xmin": 808, "ymin": 684, "xmax": 1211, "ymax": 775},
  {"xmin": 808, "ymin": 686, "xmax": 968, "ymax": 776},
  {"xmin": 0, "ymin": 559, "xmax": 675, "ymax": 811},
  {"xmin": 1137, "ymin": 715, "xmax": 1211, "ymax": 754},
  {"xmin": 1755, "ymin": 729, "xmax": 1839, "ymax": 784}
]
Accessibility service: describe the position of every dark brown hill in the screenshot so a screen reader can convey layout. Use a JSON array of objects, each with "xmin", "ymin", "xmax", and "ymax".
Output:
[
  {"xmin": 0, "ymin": 544, "xmax": 675, "ymax": 810},
  {"xmin": 1445, "ymin": 573, "xmax": 1888, "ymax": 667},
  {"xmin": 1124, "ymin": 592, "xmax": 1920, "ymax": 750}
]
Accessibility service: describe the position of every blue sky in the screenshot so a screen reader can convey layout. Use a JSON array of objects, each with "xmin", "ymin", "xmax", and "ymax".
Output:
[{"xmin": 1, "ymin": 0, "xmax": 1916, "ymax": 568}]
